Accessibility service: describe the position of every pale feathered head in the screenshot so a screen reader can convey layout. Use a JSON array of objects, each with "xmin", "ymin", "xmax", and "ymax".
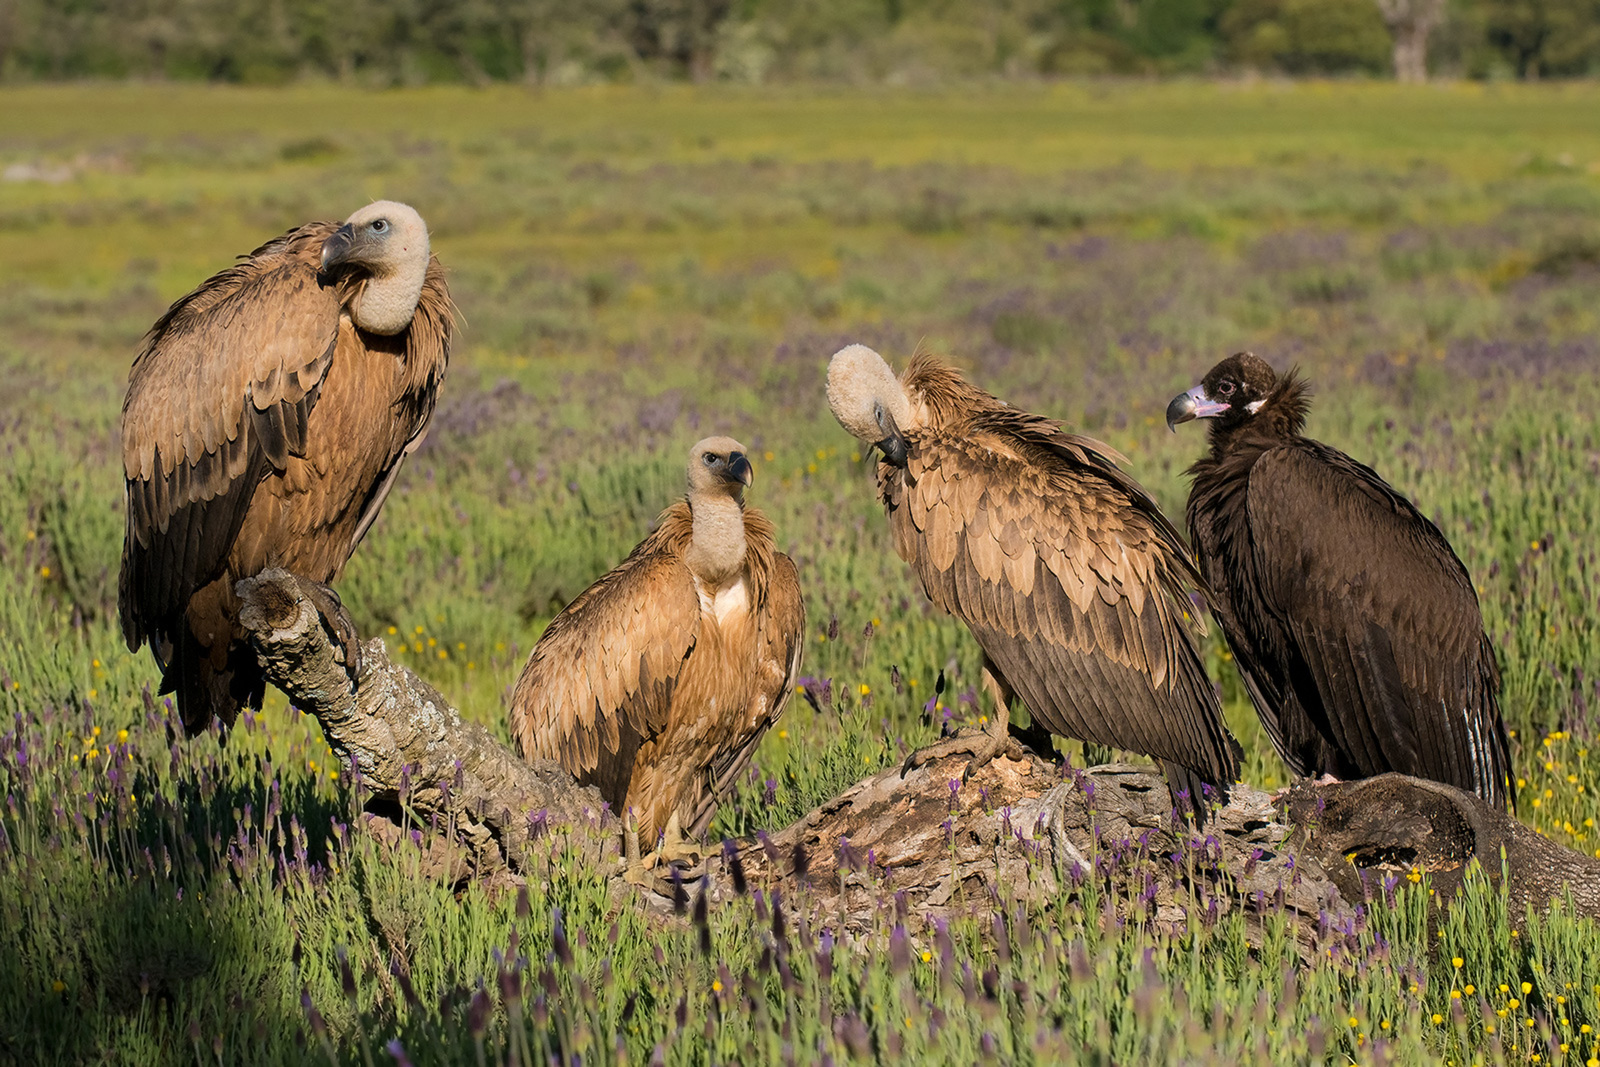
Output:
[
  {"xmin": 687, "ymin": 435, "xmax": 753, "ymax": 498},
  {"xmin": 826, "ymin": 344, "xmax": 915, "ymax": 466},
  {"xmin": 320, "ymin": 200, "xmax": 431, "ymax": 334}
]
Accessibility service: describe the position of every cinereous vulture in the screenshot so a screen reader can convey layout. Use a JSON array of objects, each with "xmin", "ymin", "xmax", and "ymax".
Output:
[
  {"xmin": 510, "ymin": 437, "xmax": 805, "ymax": 864},
  {"xmin": 119, "ymin": 201, "xmax": 453, "ymax": 735},
  {"xmin": 827, "ymin": 345, "xmax": 1240, "ymax": 820},
  {"xmin": 1167, "ymin": 352, "xmax": 1511, "ymax": 806}
]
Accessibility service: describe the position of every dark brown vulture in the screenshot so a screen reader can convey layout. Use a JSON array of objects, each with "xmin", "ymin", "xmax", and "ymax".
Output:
[
  {"xmin": 1167, "ymin": 352, "xmax": 1511, "ymax": 806},
  {"xmin": 510, "ymin": 437, "xmax": 805, "ymax": 863},
  {"xmin": 119, "ymin": 201, "xmax": 453, "ymax": 735},
  {"xmin": 827, "ymin": 344, "xmax": 1239, "ymax": 820}
]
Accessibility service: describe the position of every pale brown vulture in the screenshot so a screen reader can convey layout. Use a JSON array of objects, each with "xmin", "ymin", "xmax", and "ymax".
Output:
[
  {"xmin": 119, "ymin": 201, "xmax": 453, "ymax": 735},
  {"xmin": 510, "ymin": 437, "xmax": 805, "ymax": 859},
  {"xmin": 827, "ymin": 345, "xmax": 1239, "ymax": 819},
  {"xmin": 1168, "ymin": 352, "xmax": 1511, "ymax": 806}
]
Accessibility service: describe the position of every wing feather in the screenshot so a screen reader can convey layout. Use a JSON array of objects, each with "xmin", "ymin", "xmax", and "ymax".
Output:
[
  {"xmin": 888, "ymin": 426, "xmax": 1237, "ymax": 797},
  {"xmin": 510, "ymin": 515, "xmax": 701, "ymax": 812},
  {"xmin": 1246, "ymin": 444, "xmax": 1509, "ymax": 801},
  {"xmin": 118, "ymin": 226, "xmax": 340, "ymax": 649}
]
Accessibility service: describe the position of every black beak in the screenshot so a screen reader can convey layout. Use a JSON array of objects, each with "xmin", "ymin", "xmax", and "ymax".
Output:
[
  {"xmin": 320, "ymin": 223, "xmax": 356, "ymax": 273},
  {"xmin": 723, "ymin": 452, "xmax": 753, "ymax": 487},
  {"xmin": 873, "ymin": 409, "xmax": 908, "ymax": 468}
]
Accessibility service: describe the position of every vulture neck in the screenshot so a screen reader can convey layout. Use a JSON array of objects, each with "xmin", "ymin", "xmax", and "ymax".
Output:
[
  {"xmin": 346, "ymin": 258, "xmax": 429, "ymax": 336},
  {"xmin": 685, "ymin": 494, "xmax": 748, "ymax": 589},
  {"xmin": 1206, "ymin": 375, "xmax": 1311, "ymax": 460},
  {"xmin": 902, "ymin": 352, "xmax": 995, "ymax": 430}
]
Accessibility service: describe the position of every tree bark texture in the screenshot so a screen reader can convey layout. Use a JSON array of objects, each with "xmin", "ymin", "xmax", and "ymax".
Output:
[{"xmin": 238, "ymin": 570, "xmax": 1600, "ymax": 932}]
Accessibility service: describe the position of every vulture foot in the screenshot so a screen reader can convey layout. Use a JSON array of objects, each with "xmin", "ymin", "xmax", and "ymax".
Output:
[
  {"xmin": 900, "ymin": 723, "xmax": 1029, "ymax": 782},
  {"xmin": 620, "ymin": 844, "xmax": 704, "ymax": 895},
  {"xmin": 623, "ymin": 829, "xmax": 706, "ymax": 889},
  {"xmin": 300, "ymin": 580, "xmax": 362, "ymax": 687}
]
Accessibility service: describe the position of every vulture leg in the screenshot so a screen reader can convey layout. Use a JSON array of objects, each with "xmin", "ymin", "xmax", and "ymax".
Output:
[
  {"xmin": 299, "ymin": 579, "xmax": 363, "ymax": 686},
  {"xmin": 900, "ymin": 663, "xmax": 1030, "ymax": 780},
  {"xmin": 625, "ymin": 811, "xmax": 706, "ymax": 887}
]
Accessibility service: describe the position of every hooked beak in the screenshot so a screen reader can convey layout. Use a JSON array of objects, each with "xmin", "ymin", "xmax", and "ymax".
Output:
[
  {"xmin": 1166, "ymin": 385, "xmax": 1230, "ymax": 431},
  {"xmin": 320, "ymin": 223, "xmax": 357, "ymax": 273},
  {"xmin": 723, "ymin": 451, "xmax": 754, "ymax": 487},
  {"xmin": 874, "ymin": 408, "xmax": 909, "ymax": 469}
]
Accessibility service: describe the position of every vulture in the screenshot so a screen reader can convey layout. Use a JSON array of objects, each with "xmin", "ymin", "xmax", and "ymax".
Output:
[
  {"xmin": 827, "ymin": 345, "xmax": 1240, "ymax": 820},
  {"xmin": 119, "ymin": 201, "xmax": 453, "ymax": 735},
  {"xmin": 510, "ymin": 437, "xmax": 805, "ymax": 862},
  {"xmin": 1167, "ymin": 352, "xmax": 1511, "ymax": 806}
]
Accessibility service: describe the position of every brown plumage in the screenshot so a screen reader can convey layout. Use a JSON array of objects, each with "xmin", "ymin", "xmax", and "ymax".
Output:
[
  {"xmin": 510, "ymin": 437, "xmax": 805, "ymax": 849},
  {"xmin": 1168, "ymin": 352, "xmax": 1511, "ymax": 806},
  {"xmin": 119, "ymin": 201, "xmax": 453, "ymax": 734},
  {"xmin": 827, "ymin": 345, "xmax": 1240, "ymax": 819}
]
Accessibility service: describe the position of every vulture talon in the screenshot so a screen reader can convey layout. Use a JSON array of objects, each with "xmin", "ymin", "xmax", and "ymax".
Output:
[
  {"xmin": 901, "ymin": 725, "xmax": 1008, "ymax": 780},
  {"xmin": 301, "ymin": 579, "xmax": 362, "ymax": 688}
]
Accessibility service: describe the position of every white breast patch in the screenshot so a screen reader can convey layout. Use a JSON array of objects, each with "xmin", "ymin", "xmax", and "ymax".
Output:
[{"xmin": 696, "ymin": 576, "xmax": 750, "ymax": 627}]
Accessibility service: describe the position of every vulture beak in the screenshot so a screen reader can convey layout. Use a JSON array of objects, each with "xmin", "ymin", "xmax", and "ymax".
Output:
[
  {"xmin": 874, "ymin": 408, "xmax": 909, "ymax": 468},
  {"xmin": 723, "ymin": 451, "xmax": 754, "ymax": 487},
  {"xmin": 320, "ymin": 223, "xmax": 358, "ymax": 273},
  {"xmin": 1166, "ymin": 385, "xmax": 1230, "ymax": 431}
]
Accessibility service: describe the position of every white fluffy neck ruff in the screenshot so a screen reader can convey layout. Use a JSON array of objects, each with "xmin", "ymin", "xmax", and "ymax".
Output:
[
  {"xmin": 685, "ymin": 493, "xmax": 747, "ymax": 588},
  {"xmin": 348, "ymin": 201, "xmax": 430, "ymax": 336},
  {"xmin": 826, "ymin": 344, "xmax": 914, "ymax": 443}
]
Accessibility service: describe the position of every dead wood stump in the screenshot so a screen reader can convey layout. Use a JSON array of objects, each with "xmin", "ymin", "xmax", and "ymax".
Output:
[{"xmin": 236, "ymin": 569, "xmax": 1600, "ymax": 936}]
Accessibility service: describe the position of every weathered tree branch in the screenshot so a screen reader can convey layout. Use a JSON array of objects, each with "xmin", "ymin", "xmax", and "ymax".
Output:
[
  {"xmin": 236, "ymin": 570, "xmax": 613, "ymax": 874},
  {"xmin": 237, "ymin": 569, "xmax": 1600, "ymax": 931}
]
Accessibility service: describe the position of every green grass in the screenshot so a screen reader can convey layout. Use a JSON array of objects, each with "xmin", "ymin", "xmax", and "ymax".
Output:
[{"xmin": 2, "ymin": 81, "xmax": 1599, "ymax": 1064}]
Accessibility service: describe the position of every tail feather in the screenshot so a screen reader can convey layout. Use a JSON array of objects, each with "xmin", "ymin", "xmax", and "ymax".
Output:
[
  {"xmin": 161, "ymin": 626, "xmax": 262, "ymax": 736},
  {"xmin": 1160, "ymin": 759, "xmax": 1229, "ymax": 828}
]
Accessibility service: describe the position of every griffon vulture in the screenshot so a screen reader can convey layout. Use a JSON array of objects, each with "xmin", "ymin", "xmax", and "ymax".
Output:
[
  {"xmin": 827, "ymin": 345, "xmax": 1240, "ymax": 820},
  {"xmin": 119, "ymin": 201, "xmax": 453, "ymax": 735},
  {"xmin": 510, "ymin": 437, "xmax": 805, "ymax": 861},
  {"xmin": 1167, "ymin": 352, "xmax": 1511, "ymax": 806}
]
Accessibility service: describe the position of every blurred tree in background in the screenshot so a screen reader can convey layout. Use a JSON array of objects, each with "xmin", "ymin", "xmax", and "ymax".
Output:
[{"xmin": 0, "ymin": 0, "xmax": 1593, "ymax": 84}]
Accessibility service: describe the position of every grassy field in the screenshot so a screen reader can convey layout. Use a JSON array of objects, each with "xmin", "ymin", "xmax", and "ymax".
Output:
[{"xmin": 2, "ymin": 81, "xmax": 1600, "ymax": 1064}]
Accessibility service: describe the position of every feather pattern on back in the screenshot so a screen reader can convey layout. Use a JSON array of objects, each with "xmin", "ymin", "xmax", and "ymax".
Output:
[{"xmin": 883, "ymin": 355, "xmax": 1239, "ymax": 809}]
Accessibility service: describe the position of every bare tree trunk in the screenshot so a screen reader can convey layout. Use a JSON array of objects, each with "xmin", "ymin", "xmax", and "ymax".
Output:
[
  {"xmin": 236, "ymin": 570, "xmax": 613, "ymax": 876},
  {"xmin": 1390, "ymin": 22, "xmax": 1429, "ymax": 82},
  {"xmin": 237, "ymin": 570, "xmax": 1600, "ymax": 931},
  {"xmin": 1375, "ymin": 0, "xmax": 1444, "ymax": 82}
]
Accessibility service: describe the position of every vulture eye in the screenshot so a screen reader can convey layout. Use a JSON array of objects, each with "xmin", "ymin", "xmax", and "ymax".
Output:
[
  {"xmin": 1216, "ymin": 380, "xmax": 1235, "ymax": 397},
  {"xmin": 371, "ymin": 219, "xmax": 389, "ymax": 234},
  {"xmin": 703, "ymin": 453, "xmax": 717, "ymax": 465}
]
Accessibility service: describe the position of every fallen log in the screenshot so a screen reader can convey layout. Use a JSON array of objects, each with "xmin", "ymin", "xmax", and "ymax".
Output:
[{"xmin": 236, "ymin": 569, "xmax": 1600, "ymax": 934}]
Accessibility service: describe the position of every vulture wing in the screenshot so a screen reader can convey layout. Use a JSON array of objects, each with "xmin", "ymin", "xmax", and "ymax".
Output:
[
  {"xmin": 691, "ymin": 548, "xmax": 806, "ymax": 837},
  {"xmin": 1185, "ymin": 481, "xmax": 1302, "ymax": 766},
  {"xmin": 1246, "ymin": 443, "xmax": 1509, "ymax": 800},
  {"xmin": 510, "ymin": 518, "xmax": 703, "ymax": 812},
  {"xmin": 894, "ymin": 422, "xmax": 1238, "ymax": 792},
  {"xmin": 118, "ymin": 227, "xmax": 339, "ymax": 655}
]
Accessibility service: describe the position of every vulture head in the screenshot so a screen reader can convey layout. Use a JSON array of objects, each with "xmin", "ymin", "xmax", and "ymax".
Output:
[
  {"xmin": 688, "ymin": 436, "xmax": 754, "ymax": 500},
  {"xmin": 320, "ymin": 200, "xmax": 431, "ymax": 335},
  {"xmin": 1166, "ymin": 352, "xmax": 1285, "ymax": 433},
  {"xmin": 826, "ymin": 344, "xmax": 916, "ymax": 468}
]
